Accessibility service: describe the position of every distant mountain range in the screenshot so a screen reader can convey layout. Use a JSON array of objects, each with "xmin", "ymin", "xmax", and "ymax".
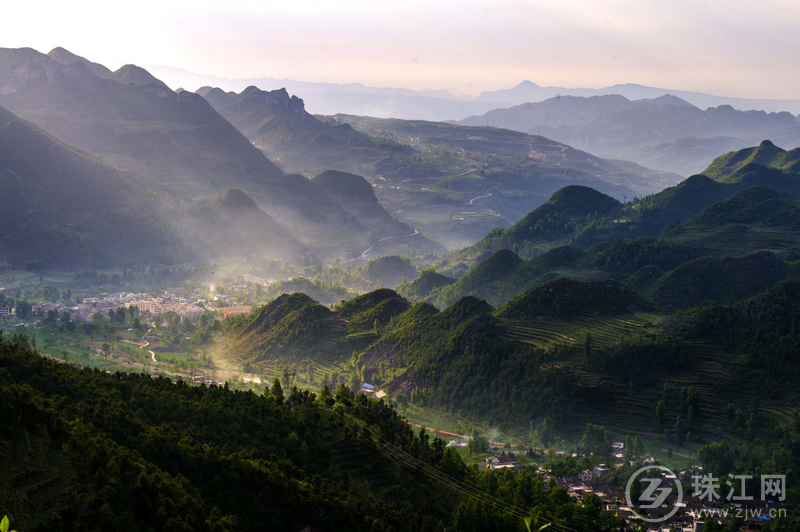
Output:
[
  {"xmin": 0, "ymin": 47, "xmax": 281, "ymax": 190},
  {"xmin": 8, "ymin": 45, "xmax": 797, "ymax": 268},
  {"xmin": 148, "ymin": 66, "xmax": 800, "ymax": 121},
  {"xmin": 477, "ymin": 80, "xmax": 800, "ymax": 115},
  {"xmin": 195, "ymin": 84, "xmax": 685, "ymax": 249},
  {"xmin": 0, "ymin": 47, "xmax": 442, "ymax": 264},
  {"xmin": 456, "ymin": 95, "xmax": 800, "ymax": 176}
]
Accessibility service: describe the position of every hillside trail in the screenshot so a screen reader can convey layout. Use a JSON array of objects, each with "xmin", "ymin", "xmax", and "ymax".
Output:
[
  {"xmin": 468, "ymin": 193, "xmax": 492, "ymax": 205},
  {"xmin": 140, "ymin": 328, "xmax": 158, "ymax": 363}
]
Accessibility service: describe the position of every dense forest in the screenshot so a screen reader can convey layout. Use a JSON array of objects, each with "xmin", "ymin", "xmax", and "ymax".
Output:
[{"xmin": 0, "ymin": 342, "xmax": 627, "ymax": 531}]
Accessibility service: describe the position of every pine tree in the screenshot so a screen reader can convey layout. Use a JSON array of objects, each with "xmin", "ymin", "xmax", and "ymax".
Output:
[{"xmin": 271, "ymin": 378, "xmax": 284, "ymax": 403}]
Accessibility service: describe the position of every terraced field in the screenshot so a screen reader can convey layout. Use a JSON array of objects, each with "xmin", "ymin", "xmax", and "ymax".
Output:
[
  {"xmin": 668, "ymin": 227, "xmax": 800, "ymax": 257},
  {"xmin": 495, "ymin": 312, "xmax": 796, "ymax": 441},
  {"xmin": 499, "ymin": 313, "xmax": 660, "ymax": 350}
]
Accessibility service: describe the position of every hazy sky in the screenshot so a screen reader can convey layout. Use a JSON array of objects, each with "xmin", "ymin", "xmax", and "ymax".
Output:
[{"xmin": 6, "ymin": 0, "xmax": 800, "ymax": 98}]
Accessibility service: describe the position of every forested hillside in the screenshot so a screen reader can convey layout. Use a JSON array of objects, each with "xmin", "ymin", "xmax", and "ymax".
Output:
[
  {"xmin": 200, "ymin": 272, "xmax": 800, "ymax": 439},
  {"xmin": 0, "ymin": 341, "xmax": 625, "ymax": 532}
]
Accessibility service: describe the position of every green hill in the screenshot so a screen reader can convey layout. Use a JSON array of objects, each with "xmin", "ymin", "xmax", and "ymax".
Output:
[
  {"xmin": 428, "ymin": 248, "xmax": 559, "ymax": 308},
  {"xmin": 450, "ymin": 166, "xmax": 800, "ymax": 267},
  {"xmin": 433, "ymin": 239, "xmax": 699, "ymax": 309},
  {"xmin": 338, "ymin": 289, "xmax": 412, "ymax": 334},
  {"xmin": 218, "ymin": 293, "xmax": 342, "ymax": 362},
  {"xmin": 503, "ymin": 185, "xmax": 622, "ymax": 245},
  {"xmin": 449, "ymin": 186, "xmax": 625, "ymax": 262},
  {"xmin": 646, "ymin": 251, "xmax": 800, "ymax": 309},
  {"xmin": 703, "ymin": 140, "xmax": 800, "ymax": 180},
  {"xmin": 261, "ymin": 277, "xmax": 356, "ymax": 305},
  {"xmin": 495, "ymin": 278, "xmax": 653, "ymax": 319},
  {"xmin": 622, "ymin": 264, "xmax": 665, "ymax": 295},
  {"xmin": 396, "ymin": 269, "xmax": 456, "ymax": 301},
  {"xmin": 362, "ymin": 256, "xmax": 419, "ymax": 288},
  {"xmin": 202, "ymin": 272, "xmax": 800, "ymax": 442},
  {"xmin": 660, "ymin": 186, "xmax": 800, "ymax": 258},
  {"xmin": 676, "ymin": 186, "xmax": 796, "ymax": 226}
]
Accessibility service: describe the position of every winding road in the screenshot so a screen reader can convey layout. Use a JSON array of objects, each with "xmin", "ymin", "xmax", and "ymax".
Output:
[
  {"xmin": 468, "ymin": 193, "xmax": 492, "ymax": 205},
  {"xmin": 345, "ymin": 230, "xmax": 420, "ymax": 263},
  {"xmin": 140, "ymin": 328, "xmax": 158, "ymax": 363}
]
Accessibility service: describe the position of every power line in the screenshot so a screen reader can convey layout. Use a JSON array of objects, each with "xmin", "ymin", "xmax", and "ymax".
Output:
[{"xmin": 331, "ymin": 409, "xmax": 589, "ymax": 532}]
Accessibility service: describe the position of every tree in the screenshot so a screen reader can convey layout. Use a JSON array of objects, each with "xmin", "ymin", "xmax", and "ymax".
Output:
[
  {"xmin": 540, "ymin": 417, "xmax": 555, "ymax": 448},
  {"xmin": 634, "ymin": 435, "xmax": 644, "ymax": 459},
  {"xmin": 270, "ymin": 378, "xmax": 284, "ymax": 403},
  {"xmin": 468, "ymin": 430, "xmax": 489, "ymax": 455},
  {"xmin": 395, "ymin": 393, "xmax": 409, "ymax": 413},
  {"xmin": 102, "ymin": 343, "xmax": 111, "ymax": 357},
  {"xmin": 42, "ymin": 285, "xmax": 58, "ymax": 302},
  {"xmin": 656, "ymin": 400, "xmax": 666, "ymax": 426},
  {"xmin": 583, "ymin": 331, "xmax": 593, "ymax": 357},
  {"xmin": 349, "ymin": 372, "xmax": 360, "ymax": 392},
  {"xmin": 581, "ymin": 423, "xmax": 611, "ymax": 456},
  {"xmin": 15, "ymin": 300, "xmax": 31, "ymax": 319},
  {"xmin": 624, "ymin": 435, "xmax": 633, "ymax": 461}
]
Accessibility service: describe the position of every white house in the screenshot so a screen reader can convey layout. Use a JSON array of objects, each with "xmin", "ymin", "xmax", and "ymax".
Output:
[{"xmin": 593, "ymin": 464, "xmax": 611, "ymax": 478}]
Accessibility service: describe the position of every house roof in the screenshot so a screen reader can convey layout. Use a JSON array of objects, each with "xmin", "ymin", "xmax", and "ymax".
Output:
[{"xmin": 361, "ymin": 383, "xmax": 375, "ymax": 390}]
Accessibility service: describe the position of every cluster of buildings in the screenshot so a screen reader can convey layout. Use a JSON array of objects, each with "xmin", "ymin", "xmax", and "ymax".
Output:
[
  {"xmin": 216, "ymin": 306, "xmax": 252, "ymax": 319},
  {"xmin": 550, "ymin": 460, "xmax": 788, "ymax": 530},
  {"xmin": 359, "ymin": 383, "xmax": 386, "ymax": 399},
  {"xmin": 75, "ymin": 292, "xmax": 151, "ymax": 321},
  {"xmin": 130, "ymin": 298, "xmax": 205, "ymax": 319},
  {"xmin": 74, "ymin": 290, "xmax": 207, "ymax": 321},
  {"xmin": 485, "ymin": 454, "xmax": 524, "ymax": 472},
  {"xmin": 191, "ymin": 375, "xmax": 224, "ymax": 387}
]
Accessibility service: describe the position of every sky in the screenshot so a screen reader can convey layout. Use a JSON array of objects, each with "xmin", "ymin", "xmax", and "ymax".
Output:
[{"xmin": 5, "ymin": 0, "xmax": 800, "ymax": 98}]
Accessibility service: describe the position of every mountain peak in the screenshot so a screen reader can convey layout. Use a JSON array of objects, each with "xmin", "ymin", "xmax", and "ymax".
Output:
[
  {"xmin": 210, "ymin": 188, "xmax": 259, "ymax": 211},
  {"xmin": 312, "ymin": 170, "xmax": 376, "ymax": 200},
  {"xmin": 113, "ymin": 64, "xmax": 168, "ymax": 88},
  {"xmin": 646, "ymin": 94, "xmax": 693, "ymax": 107},
  {"xmin": 47, "ymin": 46, "xmax": 115, "ymax": 79},
  {"xmin": 516, "ymin": 80, "xmax": 539, "ymax": 88}
]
